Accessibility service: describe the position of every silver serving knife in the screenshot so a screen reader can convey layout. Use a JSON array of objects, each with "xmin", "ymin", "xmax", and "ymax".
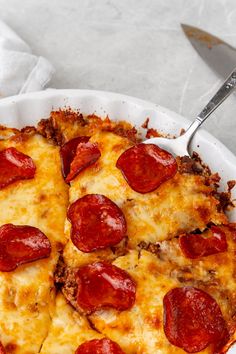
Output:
[{"xmin": 181, "ymin": 24, "xmax": 236, "ymax": 78}]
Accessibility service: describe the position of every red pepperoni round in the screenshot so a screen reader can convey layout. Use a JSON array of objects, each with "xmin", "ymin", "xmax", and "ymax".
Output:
[
  {"xmin": 0, "ymin": 342, "xmax": 6, "ymax": 354},
  {"xmin": 76, "ymin": 261, "xmax": 136, "ymax": 313},
  {"xmin": 179, "ymin": 226, "xmax": 228, "ymax": 259},
  {"xmin": 75, "ymin": 338, "xmax": 125, "ymax": 354},
  {"xmin": 68, "ymin": 194, "xmax": 127, "ymax": 252},
  {"xmin": 0, "ymin": 224, "xmax": 51, "ymax": 272},
  {"xmin": 0, "ymin": 147, "xmax": 36, "ymax": 189},
  {"xmin": 60, "ymin": 136, "xmax": 90, "ymax": 180},
  {"xmin": 116, "ymin": 143, "xmax": 177, "ymax": 193},
  {"xmin": 66, "ymin": 141, "xmax": 101, "ymax": 183},
  {"xmin": 163, "ymin": 287, "xmax": 229, "ymax": 353}
]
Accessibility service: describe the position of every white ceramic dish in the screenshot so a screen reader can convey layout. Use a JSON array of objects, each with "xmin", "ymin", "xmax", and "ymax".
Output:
[{"xmin": 0, "ymin": 89, "xmax": 235, "ymax": 353}]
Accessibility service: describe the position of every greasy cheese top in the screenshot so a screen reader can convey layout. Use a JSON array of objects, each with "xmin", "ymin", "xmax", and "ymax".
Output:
[
  {"xmin": 156, "ymin": 225, "xmax": 236, "ymax": 331},
  {"xmin": 40, "ymin": 293, "xmax": 102, "ymax": 354},
  {"xmin": 63, "ymin": 131, "xmax": 227, "ymax": 268},
  {"xmin": 0, "ymin": 113, "xmax": 234, "ymax": 354},
  {"xmin": 89, "ymin": 250, "xmax": 213, "ymax": 354},
  {"xmin": 0, "ymin": 131, "xmax": 68, "ymax": 354}
]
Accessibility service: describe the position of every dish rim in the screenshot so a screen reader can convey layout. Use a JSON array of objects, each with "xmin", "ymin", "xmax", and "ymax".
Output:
[{"xmin": 0, "ymin": 88, "xmax": 234, "ymax": 160}]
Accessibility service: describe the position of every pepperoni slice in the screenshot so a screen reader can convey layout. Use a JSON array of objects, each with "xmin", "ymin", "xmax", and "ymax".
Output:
[
  {"xmin": 66, "ymin": 141, "xmax": 101, "ymax": 183},
  {"xmin": 163, "ymin": 287, "xmax": 229, "ymax": 353},
  {"xmin": 0, "ymin": 224, "xmax": 51, "ymax": 272},
  {"xmin": 179, "ymin": 226, "xmax": 228, "ymax": 259},
  {"xmin": 116, "ymin": 143, "xmax": 177, "ymax": 193},
  {"xmin": 75, "ymin": 338, "xmax": 125, "ymax": 354},
  {"xmin": 60, "ymin": 136, "xmax": 90, "ymax": 180},
  {"xmin": 0, "ymin": 342, "xmax": 6, "ymax": 354},
  {"xmin": 0, "ymin": 147, "xmax": 36, "ymax": 189},
  {"xmin": 76, "ymin": 261, "xmax": 136, "ymax": 313},
  {"xmin": 68, "ymin": 194, "xmax": 127, "ymax": 252}
]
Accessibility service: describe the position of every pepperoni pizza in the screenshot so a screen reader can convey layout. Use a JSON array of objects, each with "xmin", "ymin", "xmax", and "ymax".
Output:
[{"xmin": 0, "ymin": 110, "xmax": 235, "ymax": 354}]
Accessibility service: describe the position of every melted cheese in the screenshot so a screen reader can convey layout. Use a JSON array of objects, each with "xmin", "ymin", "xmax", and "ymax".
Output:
[
  {"xmin": 90, "ymin": 250, "xmax": 213, "ymax": 354},
  {"xmin": 155, "ymin": 226, "xmax": 236, "ymax": 327},
  {"xmin": 0, "ymin": 132, "xmax": 68, "ymax": 354},
  {"xmin": 40, "ymin": 293, "xmax": 102, "ymax": 354},
  {"xmin": 63, "ymin": 131, "xmax": 227, "ymax": 268},
  {"xmin": 0, "ymin": 116, "xmax": 233, "ymax": 354}
]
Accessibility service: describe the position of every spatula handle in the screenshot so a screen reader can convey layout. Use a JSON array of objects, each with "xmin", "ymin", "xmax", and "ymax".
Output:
[
  {"xmin": 197, "ymin": 68, "xmax": 236, "ymax": 123},
  {"xmin": 184, "ymin": 68, "xmax": 236, "ymax": 142}
]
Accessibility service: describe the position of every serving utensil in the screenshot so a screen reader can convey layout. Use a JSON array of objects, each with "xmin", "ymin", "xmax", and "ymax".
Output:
[{"xmin": 144, "ymin": 69, "xmax": 236, "ymax": 156}]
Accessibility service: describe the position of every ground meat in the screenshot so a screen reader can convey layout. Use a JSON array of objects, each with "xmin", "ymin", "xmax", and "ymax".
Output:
[
  {"xmin": 178, "ymin": 154, "xmax": 235, "ymax": 209},
  {"xmin": 141, "ymin": 118, "xmax": 149, "ymax": 129},
  {"xmin": 138, "ymin": 241, "xmax": 161, "ymax": 256},
  {"xmin": 178, "ymin": 155, "xmax": 209, "ymax": 175},
  {"xmin": 54, "ymin": 257, "xmax": 78, "ymax": 310},
  {"xmin": 37, "ymin": 118, "xmax": 58, "ymax": 145},
  {"xmin": 146, "ymin": 128, "xmax": 161, "ymax": 139},
  {"xmin": 228, "ymin": 180, "xmax": 236, "ymax": 191},
  {"xmin": 192, "ymin": 152, "xmax": 212, "ymax": 175},
  {"xmin": 218, "ymin": 192, "xmax": 234, "ymax": 212},
  {"xmin": 205, "ymin": 173, "xmax": 221, "ymax": 188},
  {"xmin": 37, "ymin": 110, "xmax": 87, "ymax": 145},
  {"xmin": 37, "ymin": 117, "xmax": 65, "ymax": 145},
  {"xmin": 213, "ymin": 180, "xmax": 236, "ymax": 212},
  {"xmin": 20, "ymin": 126, "xmax": 37, "ymax": 135},
  {"xmin": 37, "ymin": 110, "xmax": 139, "ymax": 145}
]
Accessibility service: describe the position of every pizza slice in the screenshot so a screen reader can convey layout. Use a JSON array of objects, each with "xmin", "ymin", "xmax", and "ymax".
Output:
[{"xmin": 0, "ymin": 127, "xmax": 68, "ymax": 353}]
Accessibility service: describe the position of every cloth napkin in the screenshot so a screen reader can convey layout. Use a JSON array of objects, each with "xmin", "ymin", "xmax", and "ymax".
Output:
[{"xmin": 0, "ymin": 21, "xmax": 54, "ymax": 98}]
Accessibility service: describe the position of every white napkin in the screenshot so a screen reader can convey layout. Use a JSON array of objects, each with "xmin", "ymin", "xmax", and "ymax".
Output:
[{"xmin": 0, "ymin": 21, "xmax": 54, "ymax": 98}]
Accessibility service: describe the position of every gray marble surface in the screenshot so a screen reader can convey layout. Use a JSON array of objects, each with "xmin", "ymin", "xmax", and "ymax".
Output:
[{"xmin": 1, "ymin": 0, "xmax": 236, "ymax": 155}]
